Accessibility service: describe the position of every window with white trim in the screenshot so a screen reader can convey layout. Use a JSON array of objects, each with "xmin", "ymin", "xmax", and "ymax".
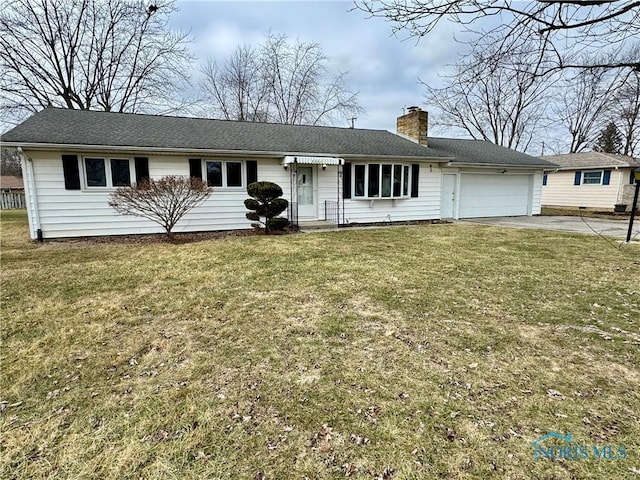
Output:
[
  {"xmin": 83, "ymin": 157, "xmax": 133, "ymax": 188},
  {"xmin": 354, "ymin": 163, "xmax": 410, "ymax": 198},
  {"xmin": 582, "ymin": 170, "xmax": 603, "ymax": 185},
  {"xmin": 205, "ymin": 160, "xmax": 243, "ymax": 188}
]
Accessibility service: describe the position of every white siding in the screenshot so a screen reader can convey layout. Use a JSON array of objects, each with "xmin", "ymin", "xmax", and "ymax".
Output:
[
  {"xmin": 542, "ymin": 169, "xmax": 626, "ymax": 209},
  {"xmin": 343, "ymin": 163, "xmax": 441, "ymax": 224},
  {"xmin": 26, "ymin": 150, "xmax": 291, "ymax": 239},
  {"xmin": 441, "ymin": 167, "xmax": 543, "ymax": 219},
  {"xmin": 317, "ymin": 167, "xmax": 339, "ymax": 219},
  {"xmin": 254, "ymin": 159, "xmax": 292, "ymax": 200},
  {"xmin": 531, "ymin": 171, "xmax": 543, "ymax": 215},
  {"xmin": 458, "ymin": 173, "xmax": 532, "ymax": 217}
]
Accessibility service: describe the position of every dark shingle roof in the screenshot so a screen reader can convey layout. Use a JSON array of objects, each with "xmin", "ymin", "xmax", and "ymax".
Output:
[
  {"xmin": 541, "ymin": 151, "xmax": 640, "ymax": 170},
  {"xmin": 0, "ymin": 108, "xmax": 450, "ymax": 160},
  {"xmin": 428, "ymin": 137, "xmax": 556, "ymax": 168},
  {"xmin": 1, "ymin": 108, "xmax": 556, "ymax": 168}
]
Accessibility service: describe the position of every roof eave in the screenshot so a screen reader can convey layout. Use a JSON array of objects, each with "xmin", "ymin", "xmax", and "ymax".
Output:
[
  {"xmin": 546, "ymin": 164, "xmax": 633, "ymax": 171},
  {"xmin": 447, "ymin": 162, "xmax": 551, "ymax": 169},
  {"xmin": 4, "ymin": 141, "xmax": 453, "ymax": 162}
]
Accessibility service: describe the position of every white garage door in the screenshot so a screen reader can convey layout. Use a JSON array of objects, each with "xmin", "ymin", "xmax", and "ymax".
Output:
[{"xmin": 459, "ymin": 174, "xmax": 532, "ymax": 218}]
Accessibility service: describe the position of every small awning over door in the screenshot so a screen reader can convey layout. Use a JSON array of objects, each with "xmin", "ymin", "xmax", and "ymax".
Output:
[{"xmin": 282, "ymin": 156, "xmax": 344, "ymax": 166}]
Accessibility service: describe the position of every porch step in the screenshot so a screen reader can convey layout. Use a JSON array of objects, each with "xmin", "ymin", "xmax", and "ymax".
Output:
[{"xmin": 298, "ymin": 220, "xmax": 338, "ymax": 231}]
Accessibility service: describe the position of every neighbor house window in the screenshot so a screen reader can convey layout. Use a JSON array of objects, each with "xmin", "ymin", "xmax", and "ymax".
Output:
[
  {"xmin": 354, "ymin": 163, "xmax": 410, "ymax": 199},
  {"xmin": 84, "ymin": 157, "xmax": 132, "ymax": 188},
  {"xmin": 205, "ymin": 160, "xmax": 243, "ymax": 188},
  {"xmin": 582, "ymin": 171, "xmax": 603, "ymax": 185}
]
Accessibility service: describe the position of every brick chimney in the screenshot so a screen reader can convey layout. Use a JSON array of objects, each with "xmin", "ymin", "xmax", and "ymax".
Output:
[{"xmin": 397, "ymin": 106, "xmax": 428, "ymax": 145}]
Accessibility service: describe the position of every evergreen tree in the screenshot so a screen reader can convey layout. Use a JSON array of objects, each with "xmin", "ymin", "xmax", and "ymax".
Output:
[{"xmin": 593, "ymin": 122, "xmax": 623, "ymax": 154}]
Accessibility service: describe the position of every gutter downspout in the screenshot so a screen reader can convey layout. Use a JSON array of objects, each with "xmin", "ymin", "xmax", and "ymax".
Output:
[{"xmin": 17, "ymin": 147, "xmax": 42, "ymax": 241}]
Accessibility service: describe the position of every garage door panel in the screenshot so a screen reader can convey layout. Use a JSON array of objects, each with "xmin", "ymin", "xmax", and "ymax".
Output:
[{"xmin": 459, "ymin": 174, "xmax": 531, "ymax": 218}]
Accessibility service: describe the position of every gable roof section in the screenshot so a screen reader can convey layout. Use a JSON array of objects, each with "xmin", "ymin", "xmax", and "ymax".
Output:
[
  {"xmin": 541, "ymin": 151, "xmax": 640, "ymax": 170},
  {"xmin": 428, "ymin": 137, "xmax": 556, "ymax": 168},
  {"xmin": 1, "ymin": 108, "xmax": 450, "ymax": 161}
]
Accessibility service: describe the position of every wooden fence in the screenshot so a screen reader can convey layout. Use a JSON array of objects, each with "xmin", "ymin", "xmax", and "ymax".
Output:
[{"xmin": 1, "ymin": 191, "xmax": 26, "ymax": 209}]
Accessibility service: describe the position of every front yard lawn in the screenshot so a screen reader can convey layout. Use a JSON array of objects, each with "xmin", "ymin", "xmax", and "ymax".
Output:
[{"xmin": 1, "ymin": 210, "xmax": 639, "ymax": 479}]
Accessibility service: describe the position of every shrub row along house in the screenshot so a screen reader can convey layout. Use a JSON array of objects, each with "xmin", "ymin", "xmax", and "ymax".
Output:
[{"xmin": 0, "ymin": 107, "xmax": 554, "ymax": 240}]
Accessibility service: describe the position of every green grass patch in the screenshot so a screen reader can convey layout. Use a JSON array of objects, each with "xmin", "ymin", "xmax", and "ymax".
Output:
[{"xmin": 1, "ymin": 211, "xmax": 639, "ymax": 479}]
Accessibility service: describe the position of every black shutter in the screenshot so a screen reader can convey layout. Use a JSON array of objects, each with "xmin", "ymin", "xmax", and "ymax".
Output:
[
  {"xmin": 134, "ymin": 157, "xmax": 149, "ymax": 185},
  {"xmin": 246, "ymin": 160, "xmax": 258, "ymax": 185},
  {"xmin": 574, "ymin": 171, "xmax": 581, "ymax": 185},
  {"xmin": 343, "ymin": 162, "xmax": 352, "ymax": 199},
  {"xmin": 62, "ymin": 155, "xmax": 81, "ymax": 190},
  {"xmin": 189, "ymin": 158, "xmax": 202, "ymax": 180},
  {"xmin": 411, "ymin": 164, "xmax": 420, "ymax": 197},
  {"xmin": 603, "ymin": 170, "xmax": 611, "ymax": 185}
]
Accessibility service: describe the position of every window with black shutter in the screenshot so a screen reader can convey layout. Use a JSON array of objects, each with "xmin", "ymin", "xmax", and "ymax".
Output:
[
  {"xmin": 134, "ymin": 157, "xmax": 149, "ymax": 185},
  {"xmin": 411, "ymin": 164, "xmax": 420, "ymax": 197},
  {"xmin": 246, "ymin": 160, "xmax": 258, "ymax": 185},
  {"xmin": 62, "ymin": 155, "xmax": 81, "ymax": 190},
  {"xmin": 189, "ymin": 158, "xmax": 202, "ymax": 180},
  {"xmin": 343, "ymin": 162, "xmax": 351, "ymax": 199}
]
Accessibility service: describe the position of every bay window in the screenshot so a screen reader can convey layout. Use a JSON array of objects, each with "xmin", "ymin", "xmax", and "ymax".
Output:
[{"xmin": 354, "ymin": 163, "xmax": 410, "ymax": 198}]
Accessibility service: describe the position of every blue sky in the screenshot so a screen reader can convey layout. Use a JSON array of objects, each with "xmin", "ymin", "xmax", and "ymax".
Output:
[{"xmin": 171, "ymin": 0, "xmax": 468, "ymax": 133}]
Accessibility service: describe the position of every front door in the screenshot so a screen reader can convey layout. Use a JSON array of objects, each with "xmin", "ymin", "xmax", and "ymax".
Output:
[
  {"xmin": 441, "ymin": 173, "xmax": 457, "ymax": 219},
  {"xmin": 297, "ymin": 166, "xmax": 316, "ymax": 218}
]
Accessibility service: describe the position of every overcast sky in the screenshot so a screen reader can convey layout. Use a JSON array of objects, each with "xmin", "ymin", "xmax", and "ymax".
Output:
[{"xmin": 171, "ymin": 0, "xmax": 470, "ymax": 133}]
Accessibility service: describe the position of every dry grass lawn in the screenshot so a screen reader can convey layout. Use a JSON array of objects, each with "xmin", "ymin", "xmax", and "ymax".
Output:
[{"xmin": 1, "ymin": 210, "xmax": 639, "ymax": 479}]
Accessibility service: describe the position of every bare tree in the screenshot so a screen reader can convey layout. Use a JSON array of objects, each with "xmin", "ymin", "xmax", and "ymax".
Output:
[
  {"xmin": 109, "ymin": 176, "xmax": 211, "ymax": 239},
  {"xmin": 200, "ymin": 45, "xmax": 270, "ymax": 122},
  {"xmin": 424, "ymin": 47, "xmax": 550, "ymax": 152},
  {"xmin": 200, "ymin": 33, "xmax": 361, "ymax": 126},
  {"xmin": 0, "ymin": 0, "xmax": 193, "ymax": 125},
  {"xmin": 549, "ymin": 67, "xmax": 619, "ymax": 153},
  {"xmin": 613, "ymin": 71, "xmax": 640, "ymax": 157},
  {"xmin": 355, "ymin": 1, "xmax": 640, "ymax": 74},
  {"xmin": 1, "ymin": 148, "xmax": 22, "ymax": 177}
]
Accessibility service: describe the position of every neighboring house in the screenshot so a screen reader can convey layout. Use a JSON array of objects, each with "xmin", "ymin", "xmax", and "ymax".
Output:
[
  {"xmin": 0, "ymin": 175, "xmax": 26, "ymax": 210},
  {"xmin": 541, "ymin": 152, "xmax": 640, "ymax": 211},
  {"xmin": 0, "ymin": 175, "xmax": 24, "ymax": 192},
  {"xmin": 0, "ymin": 107, "xmax": 554, "ymax": 240}
]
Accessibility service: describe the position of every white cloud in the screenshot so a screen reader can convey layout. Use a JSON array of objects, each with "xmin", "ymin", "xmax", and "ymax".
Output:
[{"xmin": 173, "ymin": 0, "xmax": 464, "ymax": 130}]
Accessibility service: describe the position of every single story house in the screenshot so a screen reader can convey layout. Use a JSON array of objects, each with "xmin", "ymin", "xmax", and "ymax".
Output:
[
  {"xmin": 541, "ymin": 152, "xmax": 640, "ymax": 211},
  {"xmin": 0, "ymin": 107, "xmax": 554, "ymax": 240}
]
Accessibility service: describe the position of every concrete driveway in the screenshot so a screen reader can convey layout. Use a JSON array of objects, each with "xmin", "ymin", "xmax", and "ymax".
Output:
[{"xmin": 462, "ymin": 215, "xmax": 638, "ymax": 241}]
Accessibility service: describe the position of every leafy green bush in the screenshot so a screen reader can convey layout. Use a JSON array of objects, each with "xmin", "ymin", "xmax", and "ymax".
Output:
[{"xmin": 244, "ymin": 182, "xmax": 289, "ymax": 233}]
